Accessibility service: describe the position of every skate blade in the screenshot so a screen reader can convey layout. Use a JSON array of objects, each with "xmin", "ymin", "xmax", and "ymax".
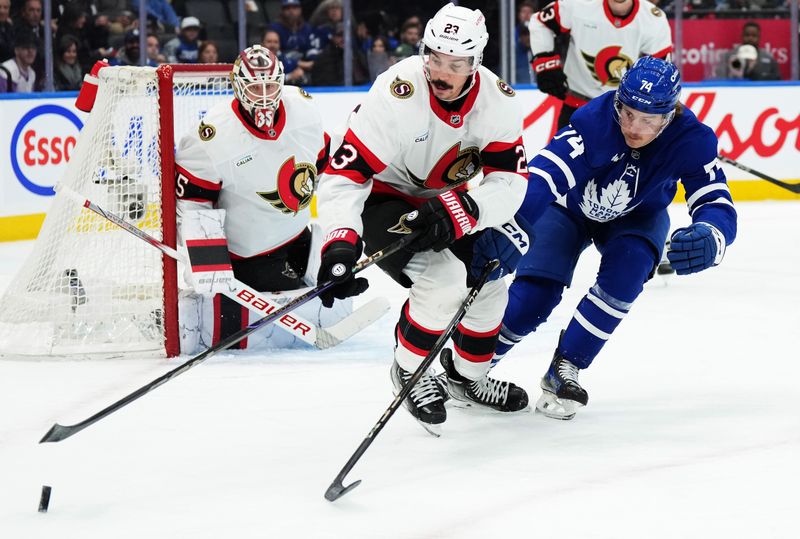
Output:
[
  {"xmin": 447, "ymin": 399, "xmax": 532, "ymax": 415},
  {"xmin": 534, "ymin": 391, "xmax": 582, "ymax": 421},
  {"xmin": 393, "ymin": 389, "xmax": 443, "ymax": 437}
]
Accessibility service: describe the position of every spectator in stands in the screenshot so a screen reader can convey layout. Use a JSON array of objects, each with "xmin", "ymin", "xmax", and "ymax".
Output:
[
  {"xmin": 269, "ymin": 0, "xmax": 315, "ymax": 71},
  {"xmin": 109, "ymin": 28, "xmax": 142, "ymax": 66},
  {"xmin": 146, "ymin": 32, "xmax": 166, "ymax": 65},
  {"xmin": 164, "ymin": 16, "xmax": 200, "ymax": 64},
  {"xmin": 129, "ymin": 0, "xmax": 179, "ymax": 33},
  {"xmin": 717, "ymin": 21, "xmax": 781, "ymax": 80},
  {"xmin": 516, "ymin": 0, "xmax": 535, "ymax": 84},
  {"xmin": 53, "ymin": 34, "xmax": 82, "ymax": 90},
  {"xmin": 0, "ymin": 0, "xmax": 14, "ymax": 63},
  {"xmin": 0, "ymin": 29, "xmax": 37, "ymax": 92},
  {"xmin": 308, "ymin": 0, "xmax": 344, "ymax": 58},
  {"xmin": 14, "ymin": 0, "xmax": 43, "ymax": 87},
  {"xmin": 261, "ymin": 27, "xmax": 306, "ymax": 85},
  {"xmin": 366, "ymin": 35, "xmax": 392, "ymax": 81},
  {"xmin": 391, "ymin": 19, "xmax": 420, "ymax": 61},
  {"xmin": 198, "ymin": 40, "xmax": 218, "ymax": 64},
  {"xmin": 108, "ymin": 9, "xmax": 135, "ymax": 48},
  {"xmin": 310, "ymin": 22, "xmax": 368, "ymax": 86}
]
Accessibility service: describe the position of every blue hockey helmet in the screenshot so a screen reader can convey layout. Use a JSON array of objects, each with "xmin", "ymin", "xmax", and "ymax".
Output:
[{"xmin": 616, "ymin": 56, "xmax": 681, "ymax": 115}]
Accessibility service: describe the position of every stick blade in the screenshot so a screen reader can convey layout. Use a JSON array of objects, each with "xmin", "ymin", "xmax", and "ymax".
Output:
[
  {"xmin": 324, "ymin": 478, "xmax": 361, "ymax": 502},
  {"xmin": 39, "ymin": 423, "xmax": 77, "ymax": 443},
  {"xmin": 315, "ymin": 297, "xmax": 391, "ymax": 350}
]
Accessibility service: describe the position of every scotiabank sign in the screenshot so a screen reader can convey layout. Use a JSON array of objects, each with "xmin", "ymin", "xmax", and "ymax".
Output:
[
  {"xmin": 669, "ymin": 19, "xmax": 792, "ymax": 82},
  {"xmin": 10, "ymin": 104, "xmax": 83, "ymax": 196}
]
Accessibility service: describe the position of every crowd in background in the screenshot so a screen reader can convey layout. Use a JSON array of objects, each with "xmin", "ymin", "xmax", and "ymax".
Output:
[{"xmin": 0, "ymin": 0, "xmax": 794, "ymax": 93}]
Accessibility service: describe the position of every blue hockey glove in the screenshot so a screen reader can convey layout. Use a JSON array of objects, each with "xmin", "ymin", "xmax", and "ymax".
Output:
[
  {"xmin": 316, "ymin": 228, "xmax": 369, "ymax": 308},
  {"xmin": 471, "ymin": 215, "xmax": 533, "ymax": 281},
  {"xmin": 666, "ymin": 222, "xmax": 726, "ymax": 275}
]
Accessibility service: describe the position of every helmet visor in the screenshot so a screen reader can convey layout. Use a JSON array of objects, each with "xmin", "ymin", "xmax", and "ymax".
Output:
[
  {"xmin": 614, "ymin": 100, "xmax": 673, "ymax": 135},
  {"xmin": 421, "ymin": 48, "xmax": 476, "ymax": 76},
  {"xmin": 242, "ymin": 79, "xmax": 282, "ymax": 109}
]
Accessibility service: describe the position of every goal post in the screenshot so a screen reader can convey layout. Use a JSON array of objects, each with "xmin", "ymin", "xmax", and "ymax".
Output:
[{"xmin": 0, "ymin": 63, "xmax": 233, "ymax": 358}]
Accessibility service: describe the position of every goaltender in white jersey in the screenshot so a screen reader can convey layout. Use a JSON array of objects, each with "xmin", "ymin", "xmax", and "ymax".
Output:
[
  {"xmin": 175, "ymin": 45, "xmax": 348, "ymax": 354},
  {"xmin": 316, "ymin": 4, "xmax": 530, "ymax": 431},
  {"xmin": 530, "ymin": 0, "xmax": 672, "ymax": 128}
]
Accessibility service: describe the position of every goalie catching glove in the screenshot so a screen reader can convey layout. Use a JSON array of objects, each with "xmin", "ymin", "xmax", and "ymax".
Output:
[
  {"xmin": 404, "ymin": 190, "xmax": 480, "ymax": 253},
  {"xmin": 666, "ymin": 222, "xmax": 726, "ymax": 275},
  {"xmin": 317, "ymin": 228, "xmax": 369, "ymax": 308},
  {"xmin": 472, "ymin": 215, "xmax": 533, "ymax": 281},
  {"xmin": 532, "ymin": 52, "xmax": 568, "ymax": 100}
]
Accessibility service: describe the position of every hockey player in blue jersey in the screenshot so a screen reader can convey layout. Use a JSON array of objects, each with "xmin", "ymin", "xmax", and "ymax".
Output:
[{"xmin": 474, "ymin": 56, "xmax": 737, "ymax": 420}]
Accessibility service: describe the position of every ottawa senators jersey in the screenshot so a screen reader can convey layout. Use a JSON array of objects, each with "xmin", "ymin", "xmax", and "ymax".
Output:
[
  {"xmin": 530, "ymin": 0, "xmax": 672, "ymax": 100},
  {"xmin": 317, "ymin": 56, "xmax": 528, "ymax": 237},
  {"xmin": 175, "ymin": 87, "xmax": 329, "ymax": 258}
]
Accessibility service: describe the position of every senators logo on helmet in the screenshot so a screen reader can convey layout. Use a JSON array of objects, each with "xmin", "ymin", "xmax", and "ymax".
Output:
[
  {"xmin": 258, "ymin": 157, "xmax": 317, "ymax": 214},
  {"xmin": 407, "ymin": 142, "xmax": 481, "ymax": 190}
]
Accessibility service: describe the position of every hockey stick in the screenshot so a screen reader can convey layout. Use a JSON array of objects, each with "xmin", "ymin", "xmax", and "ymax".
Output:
[
  {"xmin": 54, "ymin": 184, "xmax": 389, "ymax": 349},
  {"xmin": 718, "ymin": 155, "xmax": 800, "ymax": 194},
  {"xmin": 39, "ymin": 232, "xmax": 419, "ymax": 444},
  {"xmin": 324, "ymin": 259, "xmax": 500, "ymax": 502}
]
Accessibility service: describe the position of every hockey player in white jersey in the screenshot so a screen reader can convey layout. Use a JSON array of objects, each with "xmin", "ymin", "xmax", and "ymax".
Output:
[
  {"xmin": 175, "ymin": 45, "xmax": 346, "ymax": 354},
  {"xmin": 316, "ymin": 3, "xmax": 531, "ymax": 430},
  {"xmin": 530, "ymin": 0, "xmax": 672, "ymax": 129}
]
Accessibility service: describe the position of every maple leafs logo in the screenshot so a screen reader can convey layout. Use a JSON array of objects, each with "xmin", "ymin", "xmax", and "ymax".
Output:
[{"xmin": 579, "ymin": 179, "xmax": 634, "ymax": 222}]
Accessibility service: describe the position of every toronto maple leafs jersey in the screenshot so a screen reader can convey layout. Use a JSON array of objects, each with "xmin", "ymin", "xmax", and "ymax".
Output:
[
  {"xmin": 316, "ymin": 56, "xmax": 528, "ymax": 237},
  {"xmin": 175, "ymin": 87, "xmax": 329, "ymax": 258},
  {"xmin": 520, "ymin": 91, "xmax": 737, "ymax": 244},
  {"xmin": 530, "ymin": 0, "xmax": 672, "ymax": 100}
]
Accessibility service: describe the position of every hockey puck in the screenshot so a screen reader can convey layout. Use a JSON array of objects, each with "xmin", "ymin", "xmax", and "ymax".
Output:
[{"xmin": 38, "ymin": 485, "xmax": 51, "ymax": 513}]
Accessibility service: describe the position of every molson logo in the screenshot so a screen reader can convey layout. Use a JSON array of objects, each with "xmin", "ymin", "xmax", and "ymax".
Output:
[{"xmin": 11, "ymin": 104, "xmax": 83, "ymax": 196}]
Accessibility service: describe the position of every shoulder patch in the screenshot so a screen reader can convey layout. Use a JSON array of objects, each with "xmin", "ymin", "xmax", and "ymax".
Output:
[
  {"xmin": 198, "ymin": 121, "xmax": 216, "ymax": 141},
  {"xmin": 496, "ymin": 79, "xmax": 515, "ymax": 97},
  {"xmin": 651, "ymin": 7, "xmax": 663, "ymax": 16},
  {"xmin": 390, "ymin": 76, "xmax": 414, "ymax": 99},
  {"xmin": 297, "ymin": 86, "xmax": 312, "ymax": 99}
]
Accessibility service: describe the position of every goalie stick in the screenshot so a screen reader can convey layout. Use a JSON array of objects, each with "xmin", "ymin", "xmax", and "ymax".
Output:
[
  {"xmin": 718, "ymin": 155, "xmax": 800, "ymax": 194},
  {"xmin": 55, "ymin": 184, "xmax": 389, "ymax": 350},
  {"xmin": 39, "ymin": 231, "xmax": 420, "ymax": 444},
  {"xmin": 324, "ymin": 259, "xmax": 500, "ymax": 503}
]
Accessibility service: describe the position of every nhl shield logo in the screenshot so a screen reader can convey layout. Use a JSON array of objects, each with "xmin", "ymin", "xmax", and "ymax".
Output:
[
  {"xmin": 449, "ymin": 113, "xmax": 462, "ymax": 126},
  {"xmin": 257, "ymin": 157, "xmax": 317, "ymax": 214}
]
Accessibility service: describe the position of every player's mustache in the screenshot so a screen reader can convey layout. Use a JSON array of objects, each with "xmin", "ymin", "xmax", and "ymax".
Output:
[{"xmin": 431, "ymin": 79, "xmax": 453, "ymax": 90}]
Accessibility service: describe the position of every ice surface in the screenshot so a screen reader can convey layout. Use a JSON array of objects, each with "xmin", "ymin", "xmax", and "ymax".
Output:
[{"xmin": 1, "ymin": 202, "xmax": 798, "ymax": 539}]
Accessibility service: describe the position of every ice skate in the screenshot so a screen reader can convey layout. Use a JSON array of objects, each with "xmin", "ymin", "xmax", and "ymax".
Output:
[
  {"xmin": 390, "ymin": 360, "xmax": 447, "ymax": 436},
  {"xmin": 657, "ymin": 239, "xmax": 675, "ymax": 275},
  {"xmin": 535, "ymin": 349, "xmax": 589, "ymax": 420},
  {"xmin": 440, "ymin": 349, "xmax": 529, "ymax": 412}
]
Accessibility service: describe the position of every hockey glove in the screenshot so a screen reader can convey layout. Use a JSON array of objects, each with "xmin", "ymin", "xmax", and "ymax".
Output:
[
  {"xmin": 404, "ymin": 190, "xmax": 479, "ymax": 253},
  {"xmin": 472, "ymin": 215, "xmax": 533, "ymax": 281},
  {"xmin": 316, "ymin": 228, "xmax": 369, "ymax": 308},
  {"xmin": 666, "ymin": 222, "xmax": 726, "ymax": 275},
  {"xmin": 532, "ymin": 53, "xmax": 568, "ymax": 100}
]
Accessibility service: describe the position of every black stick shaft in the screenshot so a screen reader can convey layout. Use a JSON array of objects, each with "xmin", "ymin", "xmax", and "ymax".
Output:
[
  {"xmin": 40, "ymin": 232, "xmax": 420, "ymax": 444},
  {"xmin": 718, "ymin": 155, "xmax": 800, "ymax": 194},
  {"xmin": 324, "ymin": 259, "xmax": 500, "ymax": 502}
]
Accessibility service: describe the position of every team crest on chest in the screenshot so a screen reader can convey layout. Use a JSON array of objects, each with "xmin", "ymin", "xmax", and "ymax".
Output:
[
  {"xmin": 581, "ymin": 46, "xmax": 633, "ymax": 86},
  {"xmin": 199, "ymin": 121, "xmax": 216, "ymax": 141},
  {"xmin": 390, "ymin": 77, "xmax": 414, "ymax": 99},
  {"xmin": 496, "ymin": 79, "xmax": 515, "ymax": 97},
  {"xmin": 407, "ymin": 142, "xmax": 481, "ymax": 190},
  {"xmin": 257, "ymin": 157, "xmax": 317, "ymax": 214}
]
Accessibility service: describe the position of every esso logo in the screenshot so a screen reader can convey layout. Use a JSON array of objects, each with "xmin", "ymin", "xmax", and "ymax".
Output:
[{"xmin": 11, "ymin": 105, "xmax": 83, "ymax": 196}]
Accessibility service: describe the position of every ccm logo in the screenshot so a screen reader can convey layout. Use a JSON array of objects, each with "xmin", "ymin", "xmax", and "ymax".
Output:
[
  {"xmin": 534, "ymin": 58, "xmax": 561, "ymax": 73},
  {"xmin": 236, "ymin": 288, "xmax": 312, "ymax": 335}
]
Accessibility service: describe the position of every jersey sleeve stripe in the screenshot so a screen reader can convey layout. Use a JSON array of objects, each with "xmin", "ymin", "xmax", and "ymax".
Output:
[
  {"xmin": 345, "ymin": 128, "xmax": 387, "ymax": 173},
  {"xmin": 529, "ymin": 166, "xmax": 561, "ymax": 196},
  {"xmin": 685, "ymin": 182, "xmax": 731, "ymax": 209},
  {"xmin": 483, "ymin": 166, "xmax": 528, "ymax": 180},
  {"xmin": 689, "ymin": 196, "xmax": 735, "ymax": 217},
  {"xmin": 483, "ymin": 138, "xmax": 522, "ymax": 153},
  {"xmin": 176, "ymin": 164, "xmax": 221, "ymax": 191},
  {"xmin": 333, "ymin": 168, "xmax": 371, "ymax": 185},
  {"xmin": 539, "ymin": 149, "xmax": 577, "ymax": 188}
]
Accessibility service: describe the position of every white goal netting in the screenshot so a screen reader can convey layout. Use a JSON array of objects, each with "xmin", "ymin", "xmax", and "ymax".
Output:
[{"xmin": 0, "ymin": 65, "xmax": 232, "ymax": 358}]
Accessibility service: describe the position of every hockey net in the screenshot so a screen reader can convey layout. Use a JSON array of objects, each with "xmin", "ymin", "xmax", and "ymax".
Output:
[{"xmin": 0, "ymin": 64, "xmax": 232, "ymax": 358}]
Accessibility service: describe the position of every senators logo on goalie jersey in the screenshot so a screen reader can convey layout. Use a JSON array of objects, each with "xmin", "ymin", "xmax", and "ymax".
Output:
[{"xmin": 258, "ymin": 157, "xmax": 317, "ymax": 214}]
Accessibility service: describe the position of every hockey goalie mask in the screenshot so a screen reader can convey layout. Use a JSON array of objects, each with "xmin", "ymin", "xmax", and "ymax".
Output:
[
  {"xmin": 614, "ymin": 57, "xmax": 681, "ymax": 140},
  {"xmin": 420, "ymin": 3, "xmax": 489, "ymax": 100},
  {"xmin": 231, "ymin": 45, "xmax": 285, "ymax": 130}
]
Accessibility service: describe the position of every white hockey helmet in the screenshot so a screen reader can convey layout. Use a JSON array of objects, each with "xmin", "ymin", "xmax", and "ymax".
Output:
[
  {"xmin": 231, "ymin": 44, "xmax": 285, "ymax": 128},
  {"xmin": 420, "ymin": 2, "xmax": 489, "ymax": 79}
]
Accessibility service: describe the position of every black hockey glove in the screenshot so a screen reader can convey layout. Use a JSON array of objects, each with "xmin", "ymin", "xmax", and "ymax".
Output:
[
  {"xmin": 532, "ymin": 52, "xmax": 568, "ymax": 100},
  {"xmin": 316, "ymin": 228, "xmax": 369, "ymax": 308},
  {"xmin": 404, "ymin": 190, "xmax": 479, "ymax": 253}
]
